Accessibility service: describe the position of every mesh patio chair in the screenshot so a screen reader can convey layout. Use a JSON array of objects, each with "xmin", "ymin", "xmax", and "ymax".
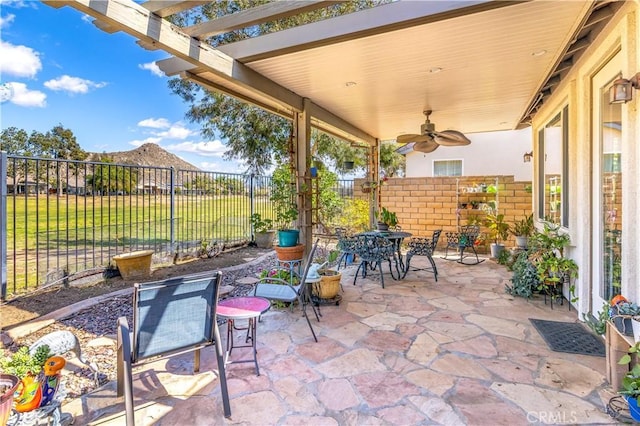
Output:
[
  {"xmin": 352, "ymin": 234, "xmax": 398, "ymax": 289},
  {"xmin": 253, "ymin": 239, "xmax": 320, "ymax": 342},
  {"xmin": 402, "ymin": 229, "xmax": 442, "ymax": 281},
  {"xmin": 443, "ymin": 225, "xmax": 485, "ymax": 265}
]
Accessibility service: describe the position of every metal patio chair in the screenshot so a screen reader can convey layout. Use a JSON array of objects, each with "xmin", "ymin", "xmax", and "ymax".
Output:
[
  {"xmin": 402, "ymin": 229, "xmax": 442, "ymax": 281},
  {"xmin": 253, "ymin": 239, "xmax": 320, "ymax": 342},
  {"xmin": 352, "ymin": 234, "xmax": 398, "ymax": 288},
  {"xmin": 443, "ymin": 225, "xmax": 485, "ymax": 265}
]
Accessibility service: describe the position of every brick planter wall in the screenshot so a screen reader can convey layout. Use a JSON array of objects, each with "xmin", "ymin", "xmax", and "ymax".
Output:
[{"xmin": 356, "ymin": 176, "xmax": 533, "ymax": 253}]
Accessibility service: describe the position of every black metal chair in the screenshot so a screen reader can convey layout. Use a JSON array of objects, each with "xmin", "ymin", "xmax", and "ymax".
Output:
[
  {"xmin": 335, "ymin": 228, "xmax": 357, "ymax": 270},
  {"xmin": 352, "ymin": 234, "xmax": 398, "ymax": 288},
  {"xmin": 443, "ymin": 225, "xmax": 485, "ymax": 265},
  {"xmin": 402, "ymin": 229, "xmax": 442, "ymax": 281}
]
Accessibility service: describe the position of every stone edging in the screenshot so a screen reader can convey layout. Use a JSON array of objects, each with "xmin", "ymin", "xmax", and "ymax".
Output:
[{"xmin": 2, "ymin": 250, "xmax": 277, "ymax": 343}]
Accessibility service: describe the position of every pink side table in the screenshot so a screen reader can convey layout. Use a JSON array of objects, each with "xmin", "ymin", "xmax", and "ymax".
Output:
[{"xmin": 217, "ymin": 296, "xmax": 270, "ymax": 375}]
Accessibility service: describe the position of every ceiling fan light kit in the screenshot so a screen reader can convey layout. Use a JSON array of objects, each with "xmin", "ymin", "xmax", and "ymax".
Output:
[{"xmin": 397, "ymin": 110, "xmax": 471, "ymax": 150}]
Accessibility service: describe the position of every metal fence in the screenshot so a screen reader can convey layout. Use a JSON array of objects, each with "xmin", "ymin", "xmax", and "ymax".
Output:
[{"xmin": 1, "ymin": 153, "xmax": 355, "ymax": 298}]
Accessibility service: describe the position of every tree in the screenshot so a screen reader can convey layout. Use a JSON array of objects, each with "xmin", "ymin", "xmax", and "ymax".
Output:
[
  {"xmin": 168, "ymin": 1, "xmax": 403, "ymax": 176},
  {"xmin": 86, "ymin": 158, "xmax": 138, "ymax": 195},
  {"xmin": 0, "ymin": 124, "xmax": 86, "ymax": 160}
]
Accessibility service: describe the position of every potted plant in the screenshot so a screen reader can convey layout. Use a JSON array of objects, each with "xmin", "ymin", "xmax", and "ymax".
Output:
[
  {"xmin": 528, "ymin": 223, "xmax": 579, "ymax": 304},
  {"xmin": 511, "ymin": 214, "xmax": 534, "ymax": 249},
  {"xmin": 375, "ymin": 207, "xmax": 397, "ymax": 231},
  {"xmin": 250, "ymin": 213, "xmax": 275, "ymax": 249},
  {"xmin": 271, "ymin": 164, "xmax": 300, "ymax": 249},
  {"xmin": 484, "ymin": 213, "xmax": 510, "ymax": 258},
  {"xmin": 311, "ymin": 248, "xmax": 342, "ymax": 301},
  {"xmin": 610, "ymin": 299, "xmax": 640, "ymax": 336},
  {"xmin": 0, "ymin": 374, "xmax": 19, "ymax": 426},
  {"xmin": 618, "ymin": 342, "xmax": 640, "ymax": 421}
]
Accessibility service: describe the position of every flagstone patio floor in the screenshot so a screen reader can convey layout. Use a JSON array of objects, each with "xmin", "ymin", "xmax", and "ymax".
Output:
[{"xmin": 62, "ymin": 255, "xmax": 621, "ymax": 425}]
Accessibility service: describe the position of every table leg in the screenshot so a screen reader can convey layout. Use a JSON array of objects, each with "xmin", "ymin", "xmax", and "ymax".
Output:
[{"xmin": 224, "ymin": 317, "xmax": 261, "ymax": 375}]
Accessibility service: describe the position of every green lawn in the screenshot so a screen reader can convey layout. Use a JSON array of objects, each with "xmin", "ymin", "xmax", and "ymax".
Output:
[{"xmin": 5, "ymin": 194, "xmax": 274, "ymax": 294}]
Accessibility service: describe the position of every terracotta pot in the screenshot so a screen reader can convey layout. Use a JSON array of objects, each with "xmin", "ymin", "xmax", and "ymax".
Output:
[
  {"xmin": 274, "ymin": 244, "xmax": 304, "ymax": 261},
  {"xmin": 112, "ymin": 250, "xmax": 154, "ymax": 280}
]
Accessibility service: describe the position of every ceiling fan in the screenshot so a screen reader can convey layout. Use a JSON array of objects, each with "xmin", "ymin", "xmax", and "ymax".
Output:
[{"xmin": 397, "ymin": 110, "xmax": 471, "ymax": 153}]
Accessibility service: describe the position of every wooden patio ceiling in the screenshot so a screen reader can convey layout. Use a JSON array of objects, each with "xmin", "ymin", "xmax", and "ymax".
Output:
[{"xmin": 45, "ymin": 0, "xmax": 623, "ymax": 146}]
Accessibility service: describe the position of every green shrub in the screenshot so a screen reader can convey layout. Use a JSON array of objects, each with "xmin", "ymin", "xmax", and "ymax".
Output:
[
  {"xmin": 332, "ymin": 198, "xmax": 370, "ymax": 233},
  {"xmin": 505, "ymin": 251, "xmax": 539, "ymax": 298}
]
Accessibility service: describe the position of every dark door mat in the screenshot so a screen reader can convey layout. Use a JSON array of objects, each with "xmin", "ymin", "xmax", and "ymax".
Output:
[{"xmin": 529, "ymin": 318, "xmax": 605, "ymax": 357}]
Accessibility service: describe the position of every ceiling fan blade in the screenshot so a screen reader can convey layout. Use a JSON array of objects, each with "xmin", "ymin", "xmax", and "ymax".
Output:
[
  {"xmin": 413, "ymin": 139, "xmax": 439, "ymax": 153},
  {"xmin": 397, "ymin": 134, "xmax": 422, "ymax": 144},
  {"xmin": 433, "ymin": 130, "xmax": 471, "ymax": 146}
]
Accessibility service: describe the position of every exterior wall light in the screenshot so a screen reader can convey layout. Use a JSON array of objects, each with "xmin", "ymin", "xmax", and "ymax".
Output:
[
  {"xmin": 523, "ymin": 151, "xmax": 533, "ymax": 163},
  {"xmin": 609, "ymin": 72, "xmax": 640, "ymax": 104}
]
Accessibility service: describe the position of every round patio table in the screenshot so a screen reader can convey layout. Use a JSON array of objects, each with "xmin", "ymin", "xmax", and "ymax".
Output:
[{"xmin": 217, "ymin": 296, "xmax": 270, "ymax": 376}]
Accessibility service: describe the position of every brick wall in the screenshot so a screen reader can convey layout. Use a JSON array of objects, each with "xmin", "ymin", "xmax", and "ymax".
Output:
[{"xmin": 356, "ymin": 176, "xmax": 533, "ymax": 251}]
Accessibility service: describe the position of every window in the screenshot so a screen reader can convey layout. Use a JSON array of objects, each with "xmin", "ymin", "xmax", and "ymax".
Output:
[
  {"xmin": 433, "ymin": 160, "xmax": 462, "ymax": 176},
  {"xmin": 537, "ymin": 106, "xmax": 569, "ymax": 226}
]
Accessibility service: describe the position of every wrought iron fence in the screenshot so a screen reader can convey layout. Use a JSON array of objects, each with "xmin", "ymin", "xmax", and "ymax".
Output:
[{"xmin": 0, "ymin": 153, "xmax": 354, "ymax": 298}]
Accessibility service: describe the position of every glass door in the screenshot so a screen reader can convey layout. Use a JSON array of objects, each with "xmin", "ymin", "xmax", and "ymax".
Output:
[{"xmin": 591, "ymin": 52, "xmax": 623, "ymax": 313}]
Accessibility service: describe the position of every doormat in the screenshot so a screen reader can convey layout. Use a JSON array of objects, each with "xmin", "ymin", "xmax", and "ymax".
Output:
[{"xmin": 529, "ymin": 318, "xmax": 605, "ymax": 357}]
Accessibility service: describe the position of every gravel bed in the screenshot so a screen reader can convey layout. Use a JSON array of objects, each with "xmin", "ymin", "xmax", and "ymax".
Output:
[{"xmin": 4, "ymin": 251, "xmax": 287, "ymax": 404}]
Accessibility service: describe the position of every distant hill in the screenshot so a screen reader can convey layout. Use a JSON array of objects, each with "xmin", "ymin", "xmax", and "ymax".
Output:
[{"xmin": 88, "ymin": 143, "xmax": 200, "ymax": 171}]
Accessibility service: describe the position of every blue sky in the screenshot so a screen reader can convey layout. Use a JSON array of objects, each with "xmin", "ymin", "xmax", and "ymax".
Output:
[{"xmin": 0, "ymin": 0, "xmax": 242, "ymax": 172}]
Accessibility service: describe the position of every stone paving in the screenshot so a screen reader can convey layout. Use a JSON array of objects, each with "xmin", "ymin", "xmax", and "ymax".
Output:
[{"xmin": 63, "ymin": 255, "xmax": 621, "ymax": 425}]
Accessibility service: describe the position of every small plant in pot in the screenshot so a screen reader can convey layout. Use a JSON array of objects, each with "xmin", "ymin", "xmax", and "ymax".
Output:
[
  {"xmin": 484, "ymin": 213, "xmax": 510, "ymax": 259},
  {"xmin": 609, "ymin": 297, "xmax": 640, "ymax": 337},
  {"xmin": 375, "ymin": 207, "xmax": 397, "ymax": 231},
  {"xmin": 250, "ymin": 213, "xmax": 275, "ymax": 249},
  {"xmin": 311, "ymin": 248, "xmax": 342, "ymax": 301},
  {"xmin": 528, "ymin": 223, "xmax": 579, "ymax": 304},
  {"xmin": 511, "ymin": 214, "xmax": 534, "ymax": 249},
  {"xmin": 618, "ymin": 342, "xmax": 640, "ymax": 421},
  {"xmin": 270, "ymin": 164, "xmax": 300, "ymax": 248}
]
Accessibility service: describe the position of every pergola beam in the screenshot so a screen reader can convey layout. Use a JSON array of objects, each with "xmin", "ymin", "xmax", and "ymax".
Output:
[
  {"xmin": 218, "ymin": 0, "xmax": 523, "ymax": 62},
  {"xmin": 184, "ymin": 1, "xmax": 340, "ymax": 39},
  {"xmin": 140, "ymin": 1, "xmax": 209, "ymax": 18},
  {"xmin": 44, "ymin": 0, "xmax": 375, "ymax": 146}
]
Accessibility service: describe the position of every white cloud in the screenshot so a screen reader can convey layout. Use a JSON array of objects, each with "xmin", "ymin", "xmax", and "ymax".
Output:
[
  {"xmin": 7, "ymin": 82, "xmax": 46, "ymax": 107},
  {"xmin": 158, "ymin": 125, "xmax": 195, "ymax": 140},
  {"xmin": 129, "ymin": 137, "xmax": 161, "ymax": 147},
  {"xmin": 0, "ymin": 41, "xmax": 42, "ymax": 78},
  {"xmin": 44, "ymin": 75, "xmax": 107, "ymax": 94},
  {"xmin": 0, "ymin": 13, "xmax": 15, "ymax": 29},
  {"xmin": 166, "ymin": 140, "xmax": 226, "ymax": 157},
  {"xmin": 1, "ymin": 1, "xmax": 34, "ymax": 8},
  {"xmin": 138, "ymin": 118, "xmax": 170, "ymax": 129},
  {"xmin": 139, "ymin": 62, "xmax": 164, "ymax": 77}
]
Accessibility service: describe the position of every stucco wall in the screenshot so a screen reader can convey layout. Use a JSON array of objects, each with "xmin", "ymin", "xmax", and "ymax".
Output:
[
  {"xmin": 404, "ymin": 128, "xmax": 533, "ymax": 181},
  {"xmin": 530, "ymin": 2, "xmax": 640, "ymax": 315}
]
